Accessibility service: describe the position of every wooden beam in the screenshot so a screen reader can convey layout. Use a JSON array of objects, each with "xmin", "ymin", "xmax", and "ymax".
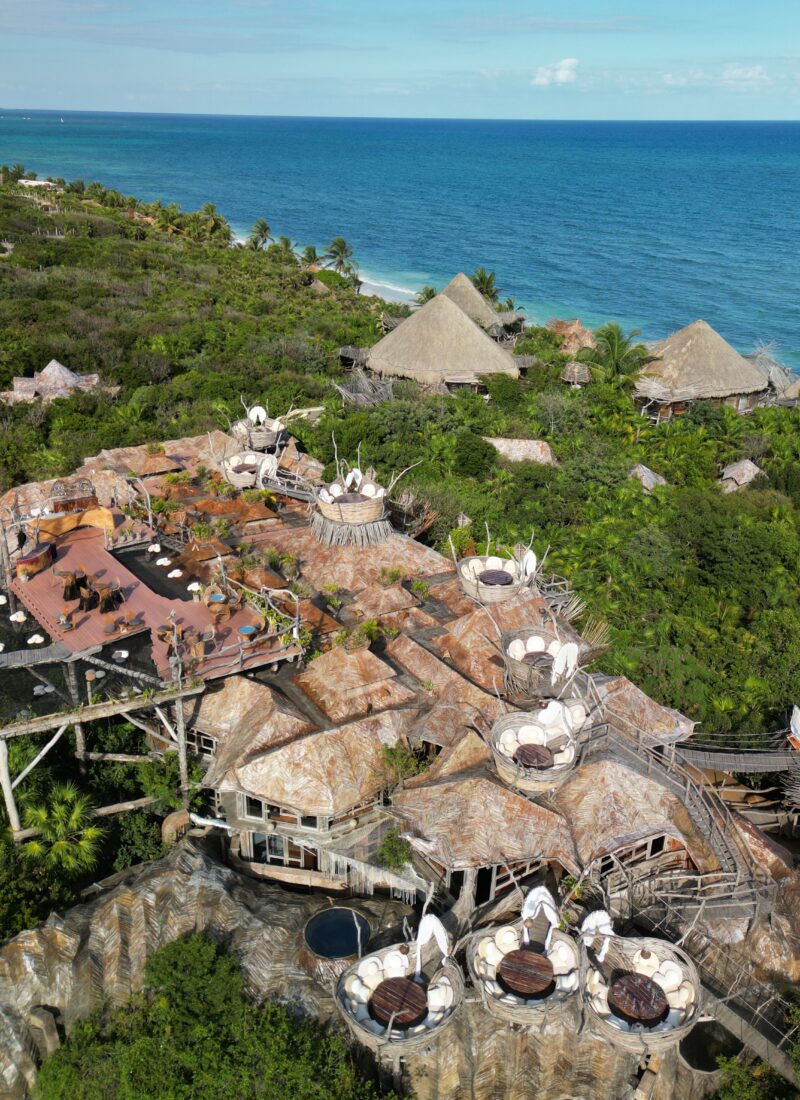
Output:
[
  {"xmin": 0, "ymin": 739, "xmax": 20, "ymax": 832},
  {"xmin": 82, "ymin": 752, "xmax": 158, "ymax": 764},
  {"xmin": 83, "ymin": 654, "xmax": 163, "ymax": 687},
  {"xmin": 12, "ymin": 723, "xmax": 68, "ymax": 790},
  {"xmin": 154, "ymin": 706, "xmax": 178, "ymax": 742},
  {"xmin": 0, "ymin": 683, "xmax": 203, "ymax": 740}
]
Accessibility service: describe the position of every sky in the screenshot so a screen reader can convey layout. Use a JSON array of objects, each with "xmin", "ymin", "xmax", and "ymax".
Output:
[{"xmin": 2, "ymin": 0, "xmax": 799, "ymax": 119}]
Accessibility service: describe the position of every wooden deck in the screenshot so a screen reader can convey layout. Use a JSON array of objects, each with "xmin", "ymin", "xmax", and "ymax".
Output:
[{"xmin": 11, "ymin": 527, "xmax": 299, "ymax": 681}]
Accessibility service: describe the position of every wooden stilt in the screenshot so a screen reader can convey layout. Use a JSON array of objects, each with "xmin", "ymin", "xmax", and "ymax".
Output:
[
  {"xmin": 0, "ymin": 739, "xmax": 21, "ymax": 833},
  {"xmin": 65, "ymin": 661, "xmax": 86, "ymax": 764},
  {"xmin": 174, "ymin": 698, "xmax": 190, "ymax": 809}
]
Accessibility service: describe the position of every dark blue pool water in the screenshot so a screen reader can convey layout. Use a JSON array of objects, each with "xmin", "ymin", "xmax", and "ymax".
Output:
[{"xmin": 304, "ymin": 908, "xmax": 371, "ymax": 959}]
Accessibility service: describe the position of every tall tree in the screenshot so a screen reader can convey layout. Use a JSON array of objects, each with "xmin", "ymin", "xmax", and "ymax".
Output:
[
  {"xmin": 471, "ymin": 267, "xmax": 499, "ymax": 302},
  {"xmin": 22, "ymin": 782, "xmax": 105, "ymax": 877},
  {"xmin": 325, "ymin": 236, "xmax": 354, "ymax": 274},
  {"xmin": 582, "ymin": 322, "xmax": 655, "ymax": 387},
  {"xmin": 248, "ymin": 217, "xmax": 271, "ymax": 250}
]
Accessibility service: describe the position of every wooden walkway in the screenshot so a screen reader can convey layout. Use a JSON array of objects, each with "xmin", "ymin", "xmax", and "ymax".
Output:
[
  {"xmin": 0, "ymin": 641, "xmax": 74, "ymax": 669},
  {"xmin": 677, "ymin": 745, "xmax": 798, "ymax": 772}
]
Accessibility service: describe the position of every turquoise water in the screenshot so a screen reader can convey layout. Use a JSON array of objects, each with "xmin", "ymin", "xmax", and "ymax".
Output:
[{"xmin": 1, "ymin": 111, "xmax": 798, "ymax": 365}]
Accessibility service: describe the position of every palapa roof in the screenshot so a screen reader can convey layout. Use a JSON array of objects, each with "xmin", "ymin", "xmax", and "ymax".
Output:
[
  {"xmin": 483, "ymin": 437, "xmax": 558, "ymax": 466},
  {"xmin": 548, "ymin": 319, "xmax": 596, "ymax": 356},
  {"xmin": 641, "ymin": 320, "xmax": 768, "ymax": 401},
  {"xmin": 720, "ymin": 459, "xmax": 764, "ymax": 490},
  {"xmin": 561, "ymin": 360, "xmax": 592, "ymax": 385},
  {"xmin": 82, "ymin": 430, "xmax": 234, "ymax": 480},
  {"xmin": 392, "ymin": 774, "xmax": 579, "ymax": 872},
  {"xmin": 233, "ymin": 710, "xmax": 413, "ymax": 817},
  {"xmin": 628, "ymin": 464, "xmax": 667, "ymax": 493},
  {"xmin": 439, "ymin": 272, "xmax": 506, "ymax": 329},
  {"xmin": 597, "ymin": 675, "xmax": 695, "ymax": 746},
  {"xmin": 554, "ymin": 759, "xmax": 719, "ymax": 871},
  {"xmin": 292, "ymin": 646, "xmax": 416, "ymax": 724},
  {"xmin": 366, "ymin": 293, "xmax": 519, "ymax": 386},
  {"xmin": 745, "ymin": 347, "xmax": 795, "ymax": 394},
  {"xmin": 3, "ymin": 359, "xmax": 103, "ymax": 404},
  {"xmin": 191, "ymin": 678, "xmax": 315, "ymax": 789},
  {"xmin": 781, "ymin": 377, "xmax": 800, "ymax": 402}
]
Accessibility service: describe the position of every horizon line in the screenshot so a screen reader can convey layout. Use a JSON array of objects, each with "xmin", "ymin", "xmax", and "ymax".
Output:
[{"xmin": 1, "ymin": 107, "xmax": 798, "ymax": 124}]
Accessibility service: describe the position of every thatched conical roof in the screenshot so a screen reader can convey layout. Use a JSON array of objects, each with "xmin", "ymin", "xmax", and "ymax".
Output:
[
  {"xmin": 439, "ymin": 272, "xmax": 503, "ymax": 328},
  {"xmin": 367, "ymin": 294, "xmax": 519, "ymax": 386},
  {"xmin": 561, "ymin": 360, "xmax": 591, "ymax": 386},
  {"xmin": 642, "ymin": 320, "xmax": 767, "ymax": 400}
]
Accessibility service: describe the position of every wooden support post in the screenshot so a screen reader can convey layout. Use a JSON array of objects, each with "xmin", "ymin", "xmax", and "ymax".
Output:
[
  {"xmin": 65, "ymin": 661, "xmax": 86, "ymax": 764},
  {"xmin": 11, "ymin": 723, "xmax": 68, "ymax": 790},
  {"xmin": 0, "ymin": 739, "xmax": 21, "ymax": 833},
  {"xmin": 174, "ymin": 697, "xmax": 190, "ymax": 809}
]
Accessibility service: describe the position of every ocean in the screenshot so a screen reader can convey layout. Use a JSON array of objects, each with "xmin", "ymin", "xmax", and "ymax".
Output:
[{"xmin": 1, "ymin": 111, "xmax": 798, "ymax": 366}]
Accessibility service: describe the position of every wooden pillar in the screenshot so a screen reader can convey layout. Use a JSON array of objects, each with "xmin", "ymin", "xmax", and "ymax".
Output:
[
  {"xmin": 171, "ymin": 662, "xmax": 189, "ymax": 809},
  {"xmin": 65, "ymin": 662, "xmax": 86, "ymax": 764},
  {"xmin": 0, "ymin": 739, "xmax": 21, "ymax": 833}
]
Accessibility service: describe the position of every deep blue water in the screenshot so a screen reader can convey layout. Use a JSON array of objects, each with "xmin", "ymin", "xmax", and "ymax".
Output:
[{"xmin": 1, "ymin": 111, "xmax": 798, "ymax": 365}]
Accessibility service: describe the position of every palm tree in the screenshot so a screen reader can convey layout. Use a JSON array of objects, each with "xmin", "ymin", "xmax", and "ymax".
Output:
[
  {"xmin": 300, "ymin": 244, "xmax": 320, "ymax": 269},
  {"xmin": 248, "ymin": 217, "xmax": 271, "ymax": 250},
  {"xmin": 471, "ymin": 267, "xmax": 498, "ymax": 302},
  {"xmin": 22, "ymin": 782, "xmax": 105, "ymax": 877},
  {"xmin": 325, "ymin": 236, "xmax": 354, "ymax": 274},
  {"xmin": 500, "ymin": 296, "xmax": 521, "ymax": 313},
  {"xmin": 343, "ymin": 261, "xmax": 362, "ymax": 293},
  {"xmin": 581, "ymin": 323, "xmax": 656, "ymax": 387},
  {"xmin": 416, "ymin": 286, "xmax": 437, "ymax": 306}
]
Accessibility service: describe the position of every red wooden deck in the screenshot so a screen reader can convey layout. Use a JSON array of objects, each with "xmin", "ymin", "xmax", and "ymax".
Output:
[{"xmin": 11, "ymin": 528, "xmax": 299, "ymax": 681}]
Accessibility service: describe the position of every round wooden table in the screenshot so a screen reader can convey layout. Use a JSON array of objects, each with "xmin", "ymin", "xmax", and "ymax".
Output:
[
  {"xmin": 478, "ymin": 568, "xmax": 513, "ymax": 587},
  {"xmin": 338, "ymin": 492, "xmax": 367, "ymax": 504},
  {"xmin": 370, "ymin": 977, "xmax": 428, "ymax": 1028},
  {"xmin": 521, "ymin": 651, "xmax": 547, "ymax": 665},
  {"xmin": 498, "ymin": 949, "xmax": 554, "ymax": 998},
  {"xmin": 608, "ymin": 973, "xmax": 668, "ymax": 1026},
  {"xmin": 514, "ymin": 743, "xmax": 554, "ymax": 769}
]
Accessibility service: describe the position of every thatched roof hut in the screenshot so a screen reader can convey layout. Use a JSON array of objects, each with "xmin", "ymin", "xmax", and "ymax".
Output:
[
  {"xmin": 554, "ymin": 759, "xmax": 719, "ymax": 871},
  {"xmin": 292, "ymin": 646, "xmax": 416, "ymax": 724},
  {"xmin": 720, "ymin": 459, "xmax": 764, "ymax": 493},
  {"xmin": 439, "ymin": 273, "xmax": 523, "ymax": 329},
  {"xmin": 366, "ymin": 294, "xmax": 519, "ymax": 386},
  {"xmin": 392, "ymin": 773, "xmax": 579, "ymax": 873},
  {"xmin": 597, "ymin": 675, "xmax": 695, "ymax": 746},
  {"xmin": 628, "ymin": 464, "xmax": 667, "ymax": 493},
  {"xmin": 1, "ymin": 358, "xmax": 111, "ymax": 405},
  {"xmin": 191, "ymin": 677, "xmax": 315, "ymax": 789},
  {"xmin": 548, "ymin": 319, "xmax": 596, "ymax": 357},
  {"xmin": 483, "ymin": 437, "xmax": 558, "ymax": 466},
  {"xmin": 637, "ymin": 321, "xmax": 768, "ymax": 413},
  {"xmin": 231, "ymin": 710, "xmax": 413, "ymax": 818},
  {"xmin": 745, "ymin": 346, "xmax": 795, "ymax": 394},
  {"xmin": 561, "ymin": 360, "xmax": 592, "ymax": 387}
]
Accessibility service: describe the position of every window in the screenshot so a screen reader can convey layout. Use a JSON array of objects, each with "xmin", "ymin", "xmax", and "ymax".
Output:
[
  {"xmin": 737, "ymin": 394, "xmax": 749, "ymax": 412},
  {"xmin": 186, "ymin": 730, "xmax": 217, "ymax": 758},
  {"xmin": 244, "ymin": 796, "xmax": 264, "ymax": 821},
  {"xmin": 650, "ymin": 835, "xmax": 665, "ymax": 856},
  {"xmin": 300, "ymin": 815, "xmax": 319, "ymax": 829}
]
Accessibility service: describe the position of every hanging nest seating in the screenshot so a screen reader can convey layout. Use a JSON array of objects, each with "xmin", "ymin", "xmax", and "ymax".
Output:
[
  {"xmin": 466, "ymin": 920, "xmax": 581, "ymax": 1029},
  {"xmin": 221, "ymin": 451, "xmax": 266, "ymax": 489},
  {"xmin": 581, "ymin": 935, "xmax": 700, "ymax": 1053},
  {"xmin": 489, "ymin": 700, "xmax": 586, "ymax": 794},
  {"xmin": 500, "ymin": 626, "xmax": 584, "ymax": 700},
  {"xmin": 334, "ymin": 943, "xmax": 464, "ymax": 1054},
  {"xmin": 561, "ymin": 360, "xmax": 592, "ymax": 386}
]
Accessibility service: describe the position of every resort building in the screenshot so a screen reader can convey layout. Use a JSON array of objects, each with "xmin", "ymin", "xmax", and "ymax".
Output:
[
  {"xmin": 0, "ymin": 418, "xmax": 799, "ymax": 1095},
  {"xmin": 634, "ymin": 319, "xmax": 769, "ymax": 421},
  {"xmin": 1, "ymin": 359, "xmax": 113, "ymax": 406},
  {"xmin": 366, "ymin": 292, "xmax": 519, "ymax": 388}
]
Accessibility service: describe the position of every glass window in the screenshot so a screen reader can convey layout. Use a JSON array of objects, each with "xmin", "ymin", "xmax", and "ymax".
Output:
[
  {"xmin": 244, "ymin": 796, "xmax": 264, "ymax": 820},
  {"xmin": 267, "ymin": 835, "xmax": 285, "ymax": 862},
  {"xmin": 300, "ymin": 815, "xmax": 318, "ymax": 829}
]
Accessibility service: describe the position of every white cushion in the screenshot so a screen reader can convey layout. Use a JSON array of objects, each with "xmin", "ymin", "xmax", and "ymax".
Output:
[{"xmin": 525, "ymin": 634, "xmax": 545, "ymax": 653}]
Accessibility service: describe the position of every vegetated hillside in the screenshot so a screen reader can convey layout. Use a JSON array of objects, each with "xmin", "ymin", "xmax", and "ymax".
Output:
[{"xmin": 3, "ymin": 181, "xmax": 800, "ymax": 744}]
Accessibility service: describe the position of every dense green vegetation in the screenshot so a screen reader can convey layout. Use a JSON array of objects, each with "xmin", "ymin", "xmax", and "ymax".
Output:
[
  {"xmin": 34, "ymin": 934, "xmax": 398, "ymax": 1100},
  {"xmin": 2, "ymin": 177, "xmax": 800, "ymax": 746}
]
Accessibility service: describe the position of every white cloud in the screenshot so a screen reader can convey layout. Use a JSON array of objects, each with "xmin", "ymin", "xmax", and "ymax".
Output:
[
  {"xmin": 720, "ymin": 63, "xmax": 770, "ymax": 89},
  {"xmin": 531, "ymin": 58, "xmax": 579, "ymax": 87}
]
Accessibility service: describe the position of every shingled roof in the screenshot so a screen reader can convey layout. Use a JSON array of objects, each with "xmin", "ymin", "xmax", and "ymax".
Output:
[{"xmin": 366, "ymin": 294, "xmax": 519, "ymax": 386}]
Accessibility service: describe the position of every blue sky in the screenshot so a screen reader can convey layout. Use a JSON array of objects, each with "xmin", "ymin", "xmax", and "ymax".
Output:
[{"xmin": 3, "ymin": 0, "xmax": 799, "ymax": 119}]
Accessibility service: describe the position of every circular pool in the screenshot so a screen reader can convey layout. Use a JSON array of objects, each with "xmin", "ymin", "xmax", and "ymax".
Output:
[
  {"xmin": 304, "ymin": 907, "xmax": 371, "ymax": 959},
  {"xmin": 680, "ymin": 1020, "xmax": 744, "ymax": 1073}
]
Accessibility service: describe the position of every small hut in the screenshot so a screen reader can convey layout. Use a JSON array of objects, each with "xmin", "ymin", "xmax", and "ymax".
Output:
[
  {"xmin": 719, "ymin": 459, "xmax": 765, "ymax": 493},
  {"xmin": 366, "ymin": 294, "xmax": 519, "ymax": 387},
  {"xmin": 628, "ymin": 465, "xmax": 667, "ymax": 493},
  {"xmin": 338, "ymin": 346, "xmax": 370, "ymax": 370},
  {"xmin": 1, "ymin": 359, "xmax": 111, "ymax": 405},
  {"xmin": 635, "ymin": 320, "xmax": 769, "ymax": 421},
  {"xmin": 547, "ymin": 319, "xmax": 596, "ymax": 357},
  {"xmin": 561, "ymin": 360, "xmax": 591, "ymax": 388}
]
